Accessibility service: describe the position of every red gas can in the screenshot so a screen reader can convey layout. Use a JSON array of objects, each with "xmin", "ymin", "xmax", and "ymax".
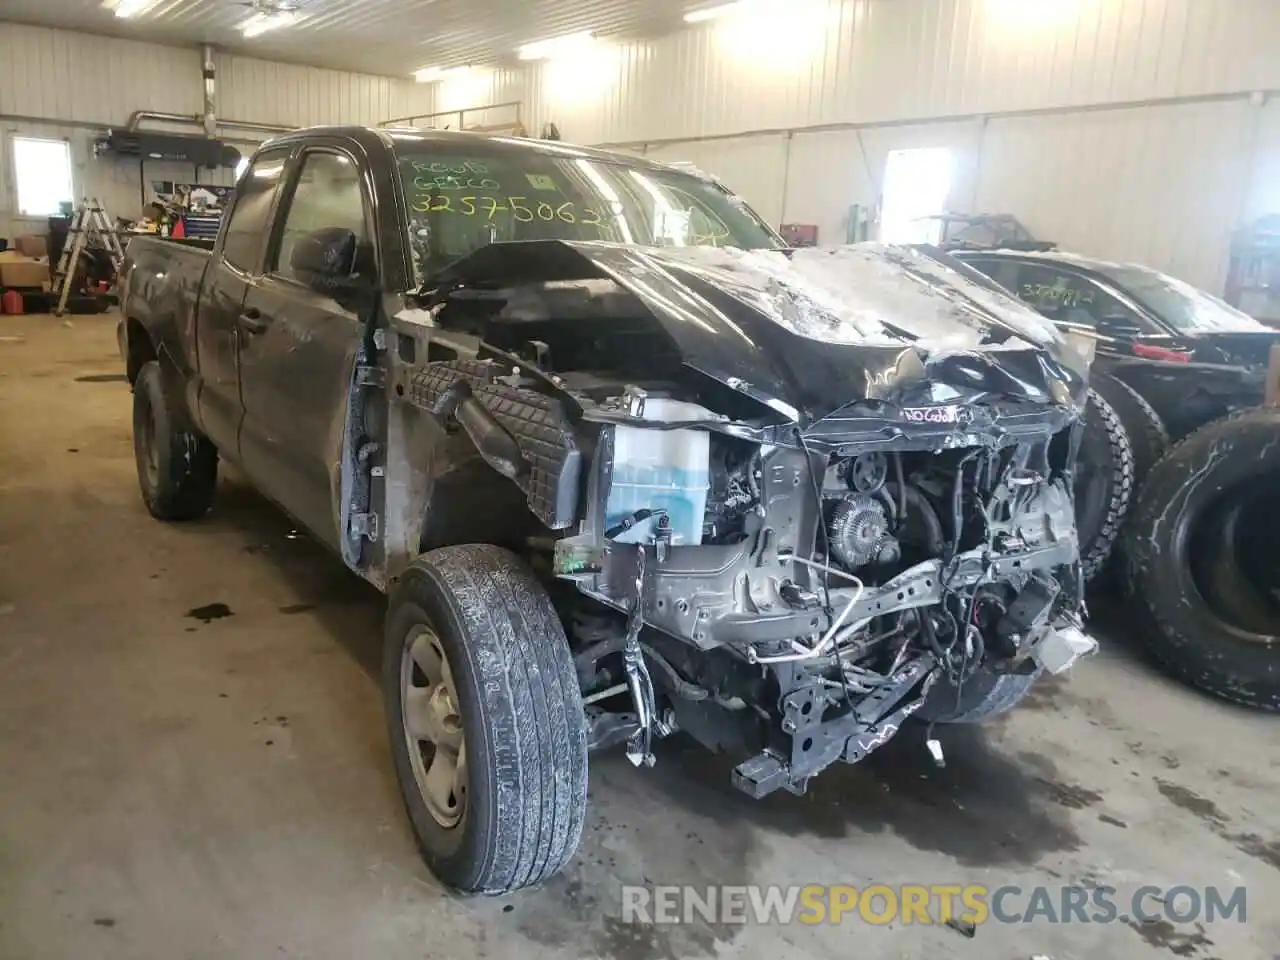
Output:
[{"xmin": 1, "ymin": 290, "xmax": 24, "ymax": 315}]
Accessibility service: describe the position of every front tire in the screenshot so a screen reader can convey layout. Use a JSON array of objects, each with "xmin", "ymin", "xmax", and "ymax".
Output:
[
  {"xmin": 1075, "ymin": 388, "xmax": 1136, "ymax": 582},
  {"xmin": 132, "ymin": 360, "xmax": 217, "ymax": 521},
  {"xmin": 383, "ymin": 545, "xmax": 588, "ymax": 894}
]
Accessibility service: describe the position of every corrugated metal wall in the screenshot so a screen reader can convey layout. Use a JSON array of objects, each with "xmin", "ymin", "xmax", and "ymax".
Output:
[
  {"xmin": 528, "ymin": 0, "xmax": 1280, "ymax": 141},
  {"xmin": 5, "ymin": 2, "xmax": 1280, "ymax": 291},
  {"xmin": 435, "ymin": 0, "xmax": 1280, "ymax": 291},
  {"xmin": 975, "ymin": 101, "xmax": 1261, "ymax": 291},
  {"xmin": 0, "ymin": 22, "xmax": 432, "ymax": 237}
]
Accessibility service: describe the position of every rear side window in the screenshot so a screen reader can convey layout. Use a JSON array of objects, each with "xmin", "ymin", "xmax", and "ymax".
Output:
[
  {"xmin": 271, "ymin": 151, "xmax": 370, "ymax": 282},
  {"xmin": 221, "ymin": 148, "xmax": 290, "ymax": 271}
]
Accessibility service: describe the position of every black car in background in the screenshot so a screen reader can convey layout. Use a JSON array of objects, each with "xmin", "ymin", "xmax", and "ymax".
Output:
[
  {"xmin": 950, "ymin": 250, "xmax": 1280, "ymax": 712},
  {"xmin": 955, "ymin": 249, "xmax": 1280, "ymax": 442}
]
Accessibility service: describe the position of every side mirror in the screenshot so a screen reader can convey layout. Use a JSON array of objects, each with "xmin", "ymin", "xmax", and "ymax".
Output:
[{"xmin": 289, "ymin": 227, "xmax": 359, "ymax": 293}]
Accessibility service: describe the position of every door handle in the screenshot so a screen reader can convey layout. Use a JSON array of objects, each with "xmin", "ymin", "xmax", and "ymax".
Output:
[{"xmin": 237, "ymin": 307, "xmax": 267, "ymax": 334}]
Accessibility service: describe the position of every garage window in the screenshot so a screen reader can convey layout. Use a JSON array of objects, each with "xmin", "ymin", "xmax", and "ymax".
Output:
[
  {"xmin": 11, "ymin": 137, "xmax": 73, "ymax": 217},
  {"xmin": 879, "ymin": 148, "xmax": 952, "ymax": 245}
]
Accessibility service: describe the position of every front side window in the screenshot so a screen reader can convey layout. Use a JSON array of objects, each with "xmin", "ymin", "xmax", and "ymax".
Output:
[
  {"xmin": 12, "ymin": 137, "xmax": 73, "ymax": 217},
  {"xmin": 222, "ymin": 148, "xmax": 290, "ymax": 271},
  {"xmin": 392, "ymin": 142, "xmax": 779, "ymax": 281},
  {"xmin": 1095, "ymin": 264, "xmax": 1267, "ymax": 333},
  {"xmin": 272, "ymin": 151, "xmax": 369, "ymax": 282},
  {"xmin": 1008, "ymin": 263, "xmax": 1154, "ymax": 333}
]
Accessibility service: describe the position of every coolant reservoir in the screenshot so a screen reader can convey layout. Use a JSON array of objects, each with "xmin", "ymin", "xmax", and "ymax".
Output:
[{"xmin": 605, "ymin": 398, "xmax": 712, "ymax": 547}]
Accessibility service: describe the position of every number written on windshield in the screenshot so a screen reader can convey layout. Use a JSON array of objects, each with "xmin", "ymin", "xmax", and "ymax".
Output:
[{"xmin": 409, "ymin": 193, "xmax": 605, "ymax": 226}]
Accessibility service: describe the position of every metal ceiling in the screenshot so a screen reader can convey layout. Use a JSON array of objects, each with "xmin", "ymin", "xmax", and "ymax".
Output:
[{"xmin": 0, "ymin": 0, "xmax": 705, "ymax": 78}]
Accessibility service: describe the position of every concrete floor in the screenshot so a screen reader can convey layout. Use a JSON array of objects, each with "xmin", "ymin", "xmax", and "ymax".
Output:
[{"xmin": 0, "ymin": 313, "xmax": 1277, "ymax": 960}]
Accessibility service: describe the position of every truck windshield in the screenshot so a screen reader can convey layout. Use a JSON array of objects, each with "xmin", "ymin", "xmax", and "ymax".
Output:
[
  {"xmin": 1096, "ymin": 264, "xmax": 1268, "ymax": 334},
  {"xmin": 392, "ymin": 141, "xmax": 781, "ymax": 282}
]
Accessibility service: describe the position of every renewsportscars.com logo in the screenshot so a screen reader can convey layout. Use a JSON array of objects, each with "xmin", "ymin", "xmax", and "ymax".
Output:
[{"xmin": 621, "ymin": 884, "xmax": 1248, "ymax": 927}]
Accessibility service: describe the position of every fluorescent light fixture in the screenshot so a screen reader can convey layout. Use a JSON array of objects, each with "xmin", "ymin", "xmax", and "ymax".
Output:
[
  {"xmin": 104, "ymin": 0, "xmax": 153, "ymax": 17},
  {"xmin": 415, "ymin": 65, "xmax": 474, "ymax": 85},
  {"xmin": 684, "ymin": 1, "xmax": 759, "ymax": 22},
  {"xmin": 241, "ymin": 10, "xmax": 298, "ymax": 38},
  {"xmin": 517, "ymin": 31, "xmax": 595, "ymax": 61}
]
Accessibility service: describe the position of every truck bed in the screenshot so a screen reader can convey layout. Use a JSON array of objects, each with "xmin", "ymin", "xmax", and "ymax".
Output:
[{"xmin": 118, "ymin": 235, "xmax": 213, "ymax": 377}]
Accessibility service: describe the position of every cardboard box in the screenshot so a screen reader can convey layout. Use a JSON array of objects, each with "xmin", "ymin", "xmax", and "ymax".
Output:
[
  {"xmin": 0, "ymin": 250, "xmax": 24, "ymax": 262},
  {"xmin": 15, "ymin": 235, "xmax": 47, "ymax": 258},
  {"xmin": 0, "ymin": 259, "xmax": 50, "ymax": 289}
]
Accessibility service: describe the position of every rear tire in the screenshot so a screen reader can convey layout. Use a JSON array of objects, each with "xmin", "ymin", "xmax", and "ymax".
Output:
[
  {"xmin": 1124, "ymin": 408, "xmax": 1280, "ymax": 710},
  {"xmin": 1075, "ymin": 388, "xmax": 1136, "ymax": 582},
  {"xmin": 132, "ymin": 360, "xmax": 217, "ymax": 521},
  {"xmin": 383, "ymin": 545, "xmax": 589, "ymax": 893}
]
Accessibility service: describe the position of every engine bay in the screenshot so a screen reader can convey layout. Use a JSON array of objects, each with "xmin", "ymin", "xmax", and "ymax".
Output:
[
  {"xmin": 551, "ymin": 395, "xmax": 1092, "ymax": 795},
  {"xmin": 383, "ymin": 242, "xmax": 1097, "ymax": 797}
]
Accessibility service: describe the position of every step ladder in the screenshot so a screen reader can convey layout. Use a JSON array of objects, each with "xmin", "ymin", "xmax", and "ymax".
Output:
[{"xmin": 53, "ymin": 199, "xmax": 125, "ymax": 318}]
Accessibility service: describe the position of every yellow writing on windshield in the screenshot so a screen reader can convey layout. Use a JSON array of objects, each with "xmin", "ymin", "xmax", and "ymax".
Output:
[
  {"xmin": 407, "ymin": 194, "xmax": 605, "ymax": 226},
  {"xmin": 415, "ymin": 175, "xmax": 502, "ymax": 191},
  {"xmin": 1020, "ymin": 283, "xmax": 1095, "ymax": 310},
  {"xmin": 411, "ymin": 159, "xmax": 490, "ymax": 176}
]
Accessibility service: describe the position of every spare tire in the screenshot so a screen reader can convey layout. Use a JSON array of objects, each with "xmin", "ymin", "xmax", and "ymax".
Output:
[
  {"xmin": 1075, "ymin": 388, "xmax": 1136, "ymax": 582},
  {"xmin": 1089, "ymin": 369, "xmax": 1169, "ymax": 488},
  {"xmin": 1123, "ymin": 407, "xmax": 1280, "ymax": 710}
]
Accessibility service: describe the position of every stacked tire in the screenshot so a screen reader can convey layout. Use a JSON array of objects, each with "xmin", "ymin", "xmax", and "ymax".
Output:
[
  {"xmin": 1122, "ymin": 408, "xmax": 1280, "ymax": 710},
  {"xmin": 1075, "ymin": 372, "xmax": 1280, "ymax": 709}
]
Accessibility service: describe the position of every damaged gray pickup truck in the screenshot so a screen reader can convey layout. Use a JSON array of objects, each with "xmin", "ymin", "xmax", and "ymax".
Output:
[{"xmin": 119, "ymin": 126, "xmax": 1098, "ymax": 894}]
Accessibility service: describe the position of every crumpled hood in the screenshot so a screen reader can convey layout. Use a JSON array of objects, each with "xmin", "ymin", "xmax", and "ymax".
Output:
[
  {"xmin": 648, "ymin": 243, "xmax": 1065, "ymax": 350},
  {"xmin": 434, "ymin": 240, "xmax": 1088, "ymax": 424}
]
